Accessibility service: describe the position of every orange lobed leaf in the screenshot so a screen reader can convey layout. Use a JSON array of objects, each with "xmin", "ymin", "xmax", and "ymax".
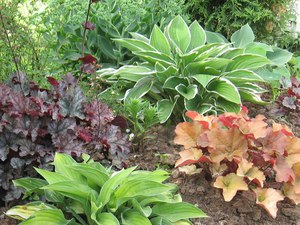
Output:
[
  {"xmin": 236, "ymin": 159, "xmax": 265, "ymax": 187},
  {"xmin": 237, "ymin": 114, "xmax": 268, "ymax": 139},
  {"xmin": 254, "ymin": 188, "xmax": 284, "ymax": 219},
  {"xmin": 286, "ymin": 137, "xmax": 300, "ymax": 167},
  {"xmin": 211, "ymin": 163, "xmax": 228, "ymax": 177},
  {"xmin": 272, "ymin": 122, "xmax": 294, "ymax": 137},
  {"xmin": 273, "ymin": 156, "xmax": 295, "ymax": 183},
  {"xmin": 283, "ymin": 183, "xmax": 300, "ymax": 204},
  {"xmin": 175, "ymin": 148, "xmax": 208, "ymax": 168},
  {"xmin": 214, "ymin": 173, "xmax": 248, "ymax": 201},
  {"xmin": 207, "ymin": 126, "xmax": 248, "ymax": 163},
  {"xmin": 174, "ymin": 121, "xmax": 208, "ymax": 149},
  {"xmin": 185, "ymin": 111, "xmax": 215, "ymax": 129}
]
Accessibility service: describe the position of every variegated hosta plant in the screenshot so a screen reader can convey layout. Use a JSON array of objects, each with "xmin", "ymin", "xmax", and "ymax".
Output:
[
  {"xmin": 97, "ymin": 15, "xmax": 291, "ymax": 123},
  {"xmin": 174, "ymin": 108, "xmax": 300, "ymax": 219},
  {"xmin": 6, "ymin": 153, "xmax": 206, "ymax": 225}
]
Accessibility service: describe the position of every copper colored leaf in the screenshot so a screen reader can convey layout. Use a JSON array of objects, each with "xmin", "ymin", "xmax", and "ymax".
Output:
[
  {"xmin": 208, "ymin": 127, "xmax": 248, "ymax": 163},
  {"xmin": 286, "ymin": 137, "xmax": 300, "ymax": 166},
  {"xmin": 175, "ymin": 148, "xmax": 205, "ymax": 167},
  {"xmin": 174, "ymin": 121, "xmax": 208, "ymax": 149},
  {"xmin": 213, "ymin": 173, "xmax": 248, "ymax": 201},
  {"xmin": 272, "ymin": 123, "xmax": 294, "ymax": 137},
  {"xmin": 237, "ymin": 114, "xmax": 268, "ymax": 139},
  {"xmin": 273, "ymin": 156, "xmax": 295, "ymax": 183},
  {"xmin": 185, "ymin": 111, "xmax": 214, "ymax": 129},
  {"xmin": 178, "ymin": 165, "xmax": 203, "ymax": 175},
  {"xmin": 283, "ymin": 183, "xmax": 300, "ymax": 204},
  {"xmin": 254, "ymin": 188, "xmax": 284, "ymax": 218},
  {"xmin": 236, "ymin": 159, "xmax": 265, "ymax": 187}
]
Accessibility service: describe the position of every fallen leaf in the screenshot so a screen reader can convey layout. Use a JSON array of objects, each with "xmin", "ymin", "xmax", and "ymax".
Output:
[
  {"xmin": 213, "ymin": 173, "xmax": 248, "ymax": 201},
  {"xmin": 254, "ymin": 188, "xmax": 284, "ymax": 218}
]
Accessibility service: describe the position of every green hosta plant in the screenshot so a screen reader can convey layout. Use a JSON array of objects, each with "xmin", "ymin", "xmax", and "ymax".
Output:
[
  {"xmin": 97, "ymin": 16, "xmax": 291, "ymax": 123},
  {"xmin": 6, "ymin": 153, "xmax": 206, "ymax": 224}
]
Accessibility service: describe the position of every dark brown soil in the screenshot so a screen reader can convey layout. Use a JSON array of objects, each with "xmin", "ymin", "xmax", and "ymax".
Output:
[{"xmin": 0, "ymin": 207, "xmax": 17, "ymax": 225}]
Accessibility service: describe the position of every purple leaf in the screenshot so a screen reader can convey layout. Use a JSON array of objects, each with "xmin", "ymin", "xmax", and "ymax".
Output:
[
  {"xmin": 82, "ymin": 21, "xmax": 96, "ymax": 30},
  {"xmin": 282, "ymin": 96, "xmax": 296, "ymax": 109},
  {"xmin": 48, "ymin": 118, "xmax": 76, "ymax": 136}
]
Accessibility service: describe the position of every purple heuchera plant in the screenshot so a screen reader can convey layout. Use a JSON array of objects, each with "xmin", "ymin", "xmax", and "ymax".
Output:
[{"xmin": 0, "ymin": 72, "xmax": 131, "ymax": 202}]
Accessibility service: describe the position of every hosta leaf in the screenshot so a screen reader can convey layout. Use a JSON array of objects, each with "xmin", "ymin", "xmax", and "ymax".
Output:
[
  {"xmin": 254, "ymin": 188, "xmax": 284, "ymax": 219},
  {"xmin": 191, "ymin": 74, "xmax": 216, "ymax": 88},
  {"xmin": 175, "ymin": 84, "xmax": 198, "ymax": 100},
  {"xmin": 166, "ymin": 15, "xmax": 191, "ymax": 53},
  {"xmin": 185, "ymin": 58, "xmax": 232, "ymax": 75},
  {"xmin": 155, "ymin": 64, "xmax": 178, "ymax": 84},
  {"xmin": 157, "ymin": 96, "xmax": 179, "ymax": 123},
  {"xmin": 215, "ymin": 98, "xmax": 241, "ymax": 113},
  {"xmin": 19, "ymin": 209, "xmax": 78, "ymax": 225},
  {"xmin": 163, "ymin": 77, "xmax": 189, "ymax": 90},
  {"xmin": 239, "ymin": 90, "xmax": 267, "ymax": 104},
  {"xmin": 231, "ymin": 24, "xmax": 254, "ymax": 48},
  {"xmin": 226, "ymin": 54, "xmax": 271, "ymax": 71},
  {"xmin": 150, "ymin": 25, "xmax": 171, "ymax": 56},
  {"xmin": 114, "ymin": 38, "xmax": 156, "ymax": 52},
  {"xmin": 124, "ymin": 77, "xmax": 154, "ymax": 101},
  {"xmin": 130, "ymin": 32, "xmax": 150, "ymax": 43},
  {"xmin": 245, "ymin": 42, "xmax": 273, "ymax": 56},
  {"xmin": 111, "ymin": 66, "xmax": 155, "ymax": 82},
  {"xmin": 194, "ymin": 44, "xmax": 231, "ymax": 61},
  {"xmin": 6, "ymin": 202, "xmax": 54, "ymax": 221},
  {"xmin": 205, "ymin": 31, "xmax": 228, "ymax": 43},
  {"xmin": 187, "ymin": 21, "xmax": 206, "ymax": 51},
  {"xmin": 42, "ymin": 181, "xmax": 95, "ymax": 204},
  {"xmin": 213, "ymin": 173, "xmax": 248, "ymax": 201},
  {"xmin": 236, "ymin": 159, "xmax": 265, "ymax": 187},
  {"xmin": 207, "ymin": 78, "xmax": 241, "ymax": 104},
  {"xmin": 266, "ymin": 47, "xmax": 293, "ymax": 66},
  {"xmin": 96, "ymin": 212, "xmax": 120, "ymax": 225},
  {"xmin": 131, "ymin": 199, "xmax": 152, "ymax": 217},
  {"xmin": 225, "ymin": 69, "xmax": 265, "ymax": 83},
  {"xmin": 98, "ymin": 167, "xmax": 136, "ymax": 206},
  {"xmin": 13, "ymin": 178, "xmax": 47, "ymax": 194},
  {"xmin": 152, "ymin": 202, "xmax": 206, "ymax": 222},
  {"xmin": 122, "ymin": 211, "xmax": 152, "ymax": 225},
  {"xmin": 221, "ymin": 48, "xmax": 245, "ymax": 59},
  {"xmin": 133, "ymin": 51, "xmax": 175, "ymax": 67}
]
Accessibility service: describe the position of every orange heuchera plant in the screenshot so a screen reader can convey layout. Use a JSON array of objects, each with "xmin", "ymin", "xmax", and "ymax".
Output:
[{"xmin": 175, "ymin": 107, "xmax": 300, "ymax": 218}]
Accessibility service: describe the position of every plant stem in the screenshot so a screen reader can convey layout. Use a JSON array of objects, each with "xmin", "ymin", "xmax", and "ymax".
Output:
[
  {"xmin": 81, "ymin": 0, "xmax": 92, "ymax": 57},
  {"xmin": 0, "ymin": 7, "xmax": 24, "ymax": 94}
]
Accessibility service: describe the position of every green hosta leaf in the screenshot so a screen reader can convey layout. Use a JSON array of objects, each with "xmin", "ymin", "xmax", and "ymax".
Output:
[
  {"xmin": 114, "ymin": 38, "xmax": 156, "ymax": 52},
  {"xmin": 152, "ymin": 202, "xmax": 206, "ymax": 222},
  {"xmin": 130, "ymin": 32, "xmax": 150, "ymax": 43},
  {"xmin": 207, "ymin": 78, "xmax": 241, "ymax": 104},
  {"xmin": 122, "ymin": 211, "xmax": 152, "ymax": 225},
  {"xmin": 97, "ymin": 68, "xmax": 116, "ymax": 79},
  {"xmin": 194, "ymin": 44, "xmax": 230, "ymax": 61},
  {"xmin": 226, "ymin": 54, "xmax": 270, "ymax": 71},
  {"xmin": 13, "ymin": 178, "xmax": 47, "ymax": 194},
  {"xmin": 191, "ymin": 75, "xmax": 215, "ymax": 88},
  {"xmin": 110, "ymin": 66, "xmax": 155, "ymax": 82},
  {"xmin": 6, "ymin": 202, "xmax": 54, "ymax": 221},
  {"xmin": 205, "ymin": 31, "xmax": 228, "ymax": 43},
  {"xmin": 163, "ymin": 77, "xmax": 189, "ymax": 90},
  {"xmin": 266, "ymin": 47, "xmax": 293, "ymax": 66},
  {"xmin": 131, "ymin": 199, "xmax": 152, "ymax": 217},
  {"xmin": 184, "ymin": 58, "xmax": 231, "ymax": 75},
  {"xmin": 19, "ymin": 209, "xmax": 78, "ymax": 225},
  {"xmin": 115, "ymin": 179, "xmax": 173, "ymax": 199},
  {"xmin": 236, "ymin": 83, "xmax": 267, "ymax": 94},
  {"xmin": 150, "ymin": 25, "xmax": 171, "ymax": 56},
  {"xmin": 245, "ymin": 42, "xmax": 273, "ymax": 56},
  {"xmin": 175, "ymin": 84, "xmax": 198, "ymax": 100},
  {"xmin": 97, "ymin": 167, "xmax": 136, "ymax": 206},
  {"xmin": 68, "ymin": 164, "xmax": 109, "ymax": 187},
  {"xmin": 215, "ymin": 98, "xmax": 241, "ymax": 113},
  {"xmin": 187, "ymin": 21, "xmax": 206, "ymax": 51},
  {"xmin": 42, "ymin": 181, "xmax": 96, "ymax": 204},
  {"xmin": 225, "ymin": 69, "xmax": 265, "ymax": 83},
  {"xmin": 53, "ymin": 153, "xmax": 85, "ymax": 184},
  {"xmin": 221, "ymin": 48, "xmax": 244, "ymax": 59},
  {"xmin": 157, "ymin": 96, "xmax": 179, "ymax": 123},
  {"xmin": 128, "ymin": 170, "xmax": 169, "ymax": 183},
  {"xmin": 124, "ymin": 77, "xmax": 154, "ymax": 101},
  {"xmin": 35, "ymin": 168, "xmax": 70, "ymax": 184},
  {"xmin": 166, "ymin": 15, "xmax": 191, "ymax": 53},
  {"xmin": 96, "ymin": 212, "xmax": 120, "ymax": 225},
  {"xmin": 133, "ymin": 51, "xmax": 175, "ymax": 67},
  {"xmin": 231, "ymin": 24, "xmax": 254, "ymax": 48},
  {"xmin": 98, "ymin": 36, "xmax": 118, "ymax": 60},
  {"xmin": 44, "ymin": 190, "xmax": 65, "ymax": 203},
  {"xmin": 184, "ymin": 95, "xmax": 204, "ymax": 111},
  {"xmin": 239, "ymin": 90, "xmax": 267, "ymax": 104},
  {"xmin": 155, "ymin": 64, "xmax": 178, "ymax": 84}
]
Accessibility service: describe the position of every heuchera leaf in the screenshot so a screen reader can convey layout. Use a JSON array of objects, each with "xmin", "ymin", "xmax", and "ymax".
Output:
[
  {"xmin": 286, "ymin": 137, "xmax": 300, "ymax": 166},
  {"xmin": 175, "ymin": 148, "xmax": 205, "ymax": 168},
  {"xmin": 79, "ymin": 54, "xmax": 97, "ymax": 64},
  {"xmin": 207, "ymin": 126, "xmax": 248, "ymax": 163},
  {"xmin": 213, "ymin": 173, "xmax": 248, "ymax": 201},
  {"xmin": 83, "ymin": 21, "xmax": 95, "ymax": 30},
  {"xmin": 236, "ymin": 159, "xmax": 265, "ymax": 187},
  {"xmin": 273, "ymin": 156, "xmax": 295, "ymax": 183},
  {"xmin": 254, "ymin": 188, "xmax": 284, "ymax": 219}
]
